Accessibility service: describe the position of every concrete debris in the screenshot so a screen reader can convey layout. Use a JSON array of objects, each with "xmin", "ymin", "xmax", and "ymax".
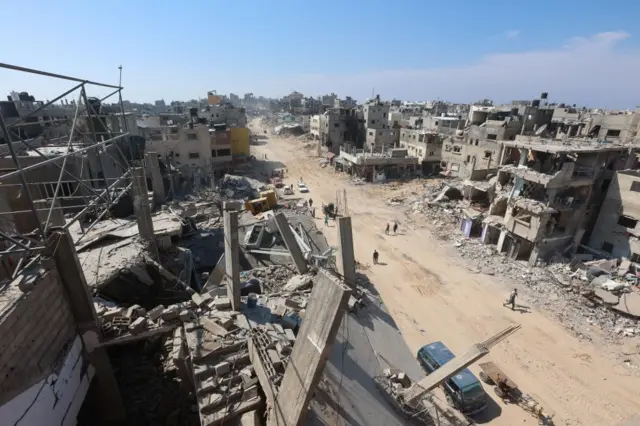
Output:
[
  {"xmin": 402, "ymin": 180, "xmax": 640, "ymax": 343},
  {"xmin": 282, "ymin": 274, "xmax": 314, "ymax": 292},
  {"xmin": 221, "ymin": 174, "xmax": 266, "ymax": 200}
]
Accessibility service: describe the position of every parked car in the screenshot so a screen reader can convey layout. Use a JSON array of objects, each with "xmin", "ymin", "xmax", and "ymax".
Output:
[
  {"xmin": 297, "ymin": 182, "xmax": 309, "ymax": 193},
  {"xmin": 417, "ymin": 341, "xmax": 488, "ymax": 416}
]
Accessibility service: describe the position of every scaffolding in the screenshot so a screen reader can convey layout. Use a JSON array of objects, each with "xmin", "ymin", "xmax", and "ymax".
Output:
[{"xmin": 0, "ymin": 62, "xmax": 136, "ymax": 276}]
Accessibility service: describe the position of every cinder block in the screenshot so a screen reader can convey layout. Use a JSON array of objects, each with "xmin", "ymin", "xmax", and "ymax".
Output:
[
  {"xmin": 284, "ymin": 329, "xmax": 296, "ymax": 342},
  {"xmin": 214, "ymin": 297, "xmax": 231, "ymax": 310},
  {"xmin": 147, "ymin": 305, "xmax": 164, "ymax": 321},
  {"xmin": 267, "ymin": 349, "xmax": 282, "ymax": 370},
  {"xmin": 129, "ymin": 317, "xmax": 147, "ymax": 334},
  {"xmin": 215, "ymin": 361, "xmax": 231, "ymax": 376}
]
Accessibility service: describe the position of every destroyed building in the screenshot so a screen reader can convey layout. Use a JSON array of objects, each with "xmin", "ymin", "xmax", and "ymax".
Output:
[
  {"xmin": 589, "ymin": 170, "xmax": 640, "ymax": 260},
  {"xmin": 313, "ymin": 107, "xmax": 363, "ymax": 154},
  {"xmin": 337, "ymin": 144, "xmax": 420, "ymax": 182},
  {"xmin": 482, "ymin": 137, "xmax": 638, "ymax": 265},
  {"xmin": 399, "ymin": 129, "xmax": 443, "ymax": 174}
]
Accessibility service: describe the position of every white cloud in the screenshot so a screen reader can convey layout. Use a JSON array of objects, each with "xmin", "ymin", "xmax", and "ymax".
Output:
[
  {"xmin": 505, "ymin": 30, "xmax": 521, "ymax": 39},
  {"xmin": 251, "ymin": 31, "xmax": 639, "ymax": 108}
]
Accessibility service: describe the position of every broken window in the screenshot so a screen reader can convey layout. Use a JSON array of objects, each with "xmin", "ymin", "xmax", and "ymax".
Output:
[
  {"xmin": 419, "ymin": 135, "xmax": 425, "ymax": 142},
  {"xmin": 368, "ymin": 131, "xmax": 373, "ymax": 136},
  {"xmin": 187, "ymin": 133, "xmax": 197, "ymax": 140},
  {"xmin": 378, "ymin": 132, "xmax": 383, "ymax": 136},
  {"xmin": 601, "ymin": 242, "xmax": 614, "ymax": 253},
  {"xmin": 429, "ymin": 151, "xmax": 435, "ymax": 156},
  {"xmin": 487, "ymin": 134, "xmax": 497, "ymax": 140},
  {"xmin": 475, "ymin": 139, "xmax": 479, "ymax": 145},
  {"xmin": 371, "ymin": 119, "xmax": 376, "ymax": 124},
  {"xmin": 606, "ymin": 129, "xmax": 621, "ymax": 137},
  {"xmin": 188, "ymin": 152, "xmax": 199, "ymax": 159},
  {"xmin": 435, "ymin": 121, "xmax": 439, "ymax": 126},
  {"xmin": 217, "ymin": 148, "xmax": 231, "ymax": 156},
  {"xmin": 631, "ymin": 253, "xmax": 640, "ymax": 263},
  {"xmin": 453, "ymin": 146, "xmax": 462, "ymax": 153},
  {"xmin": 484, "ymin": 151, "xmax": 492, "ymax": 159},
  {"xmin": 631, "ymin": 181, "xmax": 640, "ymax": 192},
  {"xmin": 466, "ymin": 155, "xmax": 470, "ymax": 163},
  {"xmin": 334, "ymin": 123, "xmax": 339, "ymax": 128},
  {"xmin": 618, "ymin": 215, "xmax": 638, "ymax": 229}
]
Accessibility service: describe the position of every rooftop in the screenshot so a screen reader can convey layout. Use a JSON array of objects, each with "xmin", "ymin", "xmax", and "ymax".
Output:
[{"xmin": 504, "ymin": 136, "xmax": 634, "ymax": 153}]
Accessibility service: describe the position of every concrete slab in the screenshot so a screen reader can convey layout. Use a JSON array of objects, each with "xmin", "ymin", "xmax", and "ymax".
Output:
[
  {"xmin": 594, "ymin": 288, "xmax": 620, "ymax": 305},
  {"xmin": 308, "ymin": 301, "xmax": 425, "ymax": 426},
  {"xmin": 613, "ymin": 292, "xmax": 640, "ymax": 318}
]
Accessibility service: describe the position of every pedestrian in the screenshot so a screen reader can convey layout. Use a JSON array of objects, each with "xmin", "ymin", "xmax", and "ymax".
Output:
[
  {"xmin": 385, "ymin": 223, "xmax": 390, "ymax": 235},
  {"xmin": 393, "ymin": 222, "xmax": 398, "ymax": 234},
  {"xmin": 309, "ymin": 198, "xmax": 313, "ymax": 208},
  {"xmin": 373, "ymin": 250, "xmax": 379, "ymax": 265},
  {"xmin": 324, "ymin": 215, "xmax": 329, "ymax": 226},
  {"xmin": 503, "ymin": 288, "xmax": 517, "ymax": 310}
]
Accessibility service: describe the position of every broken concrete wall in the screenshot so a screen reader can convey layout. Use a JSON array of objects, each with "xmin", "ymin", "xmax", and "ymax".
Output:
[
  {"xmin": 589, "ymin": 170, "xmax": 640, "ymax": 258},
  {"xmin": 0, "ymin": 268, "xmax": 77, "ymax": 406},
  {"xmin": 0, "ymin": 336, "xmax": 94, "ymax": 426}
]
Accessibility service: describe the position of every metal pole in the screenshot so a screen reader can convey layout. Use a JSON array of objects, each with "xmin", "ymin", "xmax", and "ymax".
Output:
[
  {"xmin": 0, "ymin": 133, "xmax": 129, "ymax": 183},
  {"xmin": 64, "ymin": 172, "xmax": 131, "ymax": 231},
  {"xmin": 0, "ymin": 62, "xmax": 121, "ymax": 89},
  {"xmin": 0, "ymin": 229, "xmax": 33, "ymax": 251},
  {"xmin": 80, "ymin": 87, "xmax": 112, "ymax": 194},
  {"xmin": 5, "ymin": 83, "xmax": 83, "ymax": 129},
  {"xmin": 71, "ymin": 182, "xmax": 133, "ymax": 246},
  {"xmin": 44, "ymin": 90, "xmax": 83, "ymax": 233},
  {"xmin": 0, "ymin": 114, "xmax": 45, "ymax": 237},
  {"xmin": 0, "ymin": 132, "xmax": 123, "ymax": 206}
]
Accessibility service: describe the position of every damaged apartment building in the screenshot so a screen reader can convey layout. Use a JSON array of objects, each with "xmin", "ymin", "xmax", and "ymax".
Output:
[
  {"xmin": 476, "ymin": 136, "xmax": 638, "ymax": 266},
  {"xmin": 311, "ymin": 106, "xmax": 362, "ymax": 154}
]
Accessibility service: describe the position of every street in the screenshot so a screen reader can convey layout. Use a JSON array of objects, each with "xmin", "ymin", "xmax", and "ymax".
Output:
[{"xmin": 251, "ymin": 119, "xmax": 640, "ymax": 426}]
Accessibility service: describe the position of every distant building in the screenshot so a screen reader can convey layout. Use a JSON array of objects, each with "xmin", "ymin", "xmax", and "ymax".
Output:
[
  {"xmin": 315, "ymin": 108, "xmax": 362, "ymax": 154},
  {"xmin": 399, "ymin": 129, "xmax": 443, "ymax": 174},
  {"xmin": 363, "ymin": 95, "xmax": 390, "ymax": 130},
  {"xmin": 154, "ymin": 99, "xmax": 167, "ymax": 113}
]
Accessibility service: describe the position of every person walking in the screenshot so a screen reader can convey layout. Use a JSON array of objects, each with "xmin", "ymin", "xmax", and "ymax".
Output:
[
  {"xmin": 309, "ymin": 198, "xmax": 313, "ymax": 208},
  {"xmin": 503, "ymin": 288, "xmax": 518, "ymax": 310},
  {"xmin": 393, "ymin": 222, "xmax": 398, "ymax": 234},
  {"xmin": 373, "ymin": 250, "xmax": 379, "ymax": 265},
  {"xmin": 324, "ymin": 215, "xmax": 329, "ymax": 227},
  {"xmin": 385, "ymin": 223, "xmax": 390, "ymax": 235}
]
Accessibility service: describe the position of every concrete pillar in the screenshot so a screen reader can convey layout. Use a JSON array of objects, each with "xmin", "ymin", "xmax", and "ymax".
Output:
[
  {"xmin": 46, "ymin": 230, "xmax": 126, "ymax": 422},
  {"xmin": 223, "ymin": 201, "xmax": 241, "ymax": 310},
  {"xmin": 528, "ymin": 246, "xmax": 540, "ymax": 267},
  {"xmin": 132, "ymin": 166, "xmax": 157, "ymax": 257},
  {"xmin": 270, "ymin": 269, "xmax": 350, "ymax": 426},
  {"xmin": 274, "ymin": 212, "xmax": 308, "ymax": 274},
  {"xmin": 480, "ymin": 224, "xmax": 490, "ymax": 245},
  {"xmin": 146, "ymin": 152, "xmax": 165, "ymax": 206},
  {"xmin": 496, "ymin": 229, "xmax": 508, "ymax": 253},
  {"xmin": 337, "ymin": 216, "xmax": 356, "ymax": 288}
]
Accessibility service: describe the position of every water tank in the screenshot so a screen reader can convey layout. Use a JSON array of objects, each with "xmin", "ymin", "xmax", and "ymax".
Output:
[{"xmin": 541, "ymin": 92, "xmax": 548, "ymax": 99}]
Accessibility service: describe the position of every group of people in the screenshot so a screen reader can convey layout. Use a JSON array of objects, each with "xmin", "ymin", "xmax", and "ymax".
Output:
[{"xmin": 384, "ymin": 222, "xmax": 398, "ymax": 235}]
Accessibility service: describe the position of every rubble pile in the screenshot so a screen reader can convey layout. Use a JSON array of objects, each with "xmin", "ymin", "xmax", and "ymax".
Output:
[
  {"xmin": 240, "ymin": 265, "xmax": 297, "ymax": 293},
  {"xmin": 452, "ymin": 237, "xmax": 640, "ymax": 342},
  {"xmin": 221, "ymin": 174, "xmax": 266, "ymax": 200},
  {"xmin": 101, "ymin": 335, "xmax": 200, "ymax": 426}
]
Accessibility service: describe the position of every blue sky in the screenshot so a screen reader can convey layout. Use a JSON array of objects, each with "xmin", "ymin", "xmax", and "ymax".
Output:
[{"xmin": 1, "ymin": 0, "xmax": 640, "ymax": 108}]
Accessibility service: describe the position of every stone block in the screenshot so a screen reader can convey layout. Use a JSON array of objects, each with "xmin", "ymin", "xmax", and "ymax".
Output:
[
  {"xmin": 102, "ymin": 307, "xmax": 125, "ymax": 320},
  {"xmin": 161, "ymin": 306, "xmax": 180, "ymax": 321},
  {"xmin": 202, "ymin": 318, "xmax": 228, "ymax": 336},
  {"xmin": 214, "ymin": 297, "xmax": 231, "ymax": 310},
  {"xmin": 192, "ymin": 292, "xmax": 212, "ymax": 307},
  {"xmin": 215, "ymin": 361, "xmax": 231, "ymax": 376},
  {"xmin": 147, "ymin": 305, "xmax": 164, "ymax": 321},
  {"xmin": 129, "ymin": 317, "xmax": 147, "ymax": 334},
  {"xmin": 284, "ymin": 298, "xmax": 299, "ymax": 309},
  {"xmin": 179, "ymin": 309, "xmax": 193, "ymax": 322},
  {"xmin": 284, "ymin": 328, "xmax": 296, "ymax": 342},
  {"xmin": 235, "ymin": 314, "xmax": 251, "ymax": 330}
]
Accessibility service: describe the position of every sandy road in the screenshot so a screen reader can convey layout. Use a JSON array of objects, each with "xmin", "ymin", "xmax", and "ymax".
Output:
[{"xmin": 250, "ymin": 122, "xmax": 640, "ymax": 426}]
